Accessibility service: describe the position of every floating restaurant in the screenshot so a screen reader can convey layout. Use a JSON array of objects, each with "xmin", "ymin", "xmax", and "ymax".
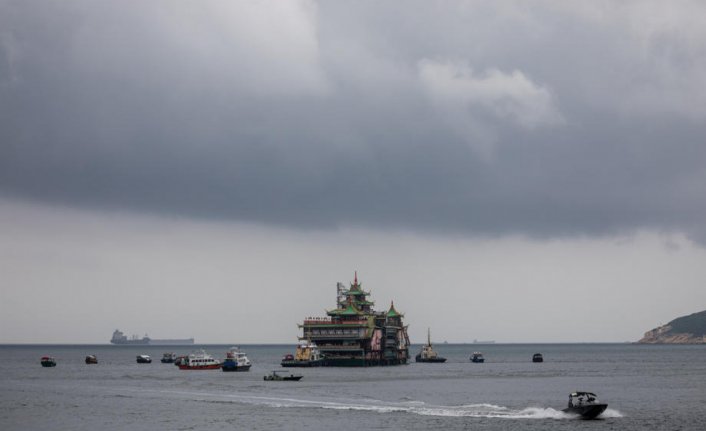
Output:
[{"xmin": 297, "ymin": 273, "xmax": 410, "ymax": 366}]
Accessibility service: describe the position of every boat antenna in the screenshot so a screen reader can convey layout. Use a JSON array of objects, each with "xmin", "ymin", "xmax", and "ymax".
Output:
[
  {"xmin": 428, "ymin": 327, "xmax": 431, "ymax": 346},
  {"xmin": 354, "ymin": 270, "xmax": 358, "ymax": 285}
]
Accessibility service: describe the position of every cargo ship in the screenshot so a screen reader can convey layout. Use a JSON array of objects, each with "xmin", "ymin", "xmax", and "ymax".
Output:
[
  {"xmin": 295, "ymin": 272, "xmax": 410, "ymax": 366},
  {"xmin": 110, "ymin": 329, "xmax": 194, "ymax": 345}
]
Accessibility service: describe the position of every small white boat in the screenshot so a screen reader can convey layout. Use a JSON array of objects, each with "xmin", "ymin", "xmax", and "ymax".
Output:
[{"xmin": 136, "ymin": 355, "xmax": 152, "ymax": 364}]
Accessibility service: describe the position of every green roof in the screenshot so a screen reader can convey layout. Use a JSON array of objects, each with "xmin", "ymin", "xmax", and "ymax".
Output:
[
  {"xmin": 387, "ymin": 302, "xmax": 402, "ymax": 318},
  {"xmin": 340, "ymin": 303, "xmax": 363, "ymax": 316}
]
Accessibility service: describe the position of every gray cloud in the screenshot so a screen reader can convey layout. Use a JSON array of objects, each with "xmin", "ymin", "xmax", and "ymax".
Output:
[{"xmin": 2, "ymin": 0, "xmax": 706, "ymax": 242}]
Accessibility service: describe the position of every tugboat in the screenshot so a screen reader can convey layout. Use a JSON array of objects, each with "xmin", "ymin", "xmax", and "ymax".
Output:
[
  {"xmin": 178, "ymin": 350, "xmax": 221, "ymax": 370},
  {"xmin": 532, "ymin": 353, "xmax": 544, "ymax": 363},
  {"xmin": 415, "ymin": 328, "xmax": 447, "ymax": 363},
  {"xmin": 470, "ymin": 352, "xmax": 485, "ymax": 363},
  {"xmin": 221, "ymin": 347, "xmax": 252, "ymax": 372},
  {"xmin": 85, "ymin": 355, "xmax": 98, "ymax": 364},
  {"xmin": 281, "ymin": 340, "xmax": 325, "ymax": 367},
  {"xmin": 264, "ymin": 370, "xmax": 303, "ymax": 381},
  {"xmin": 161, "ymin": 352, "xmax": 176, "ymax": 363},
  {"xmin": 562, "ymin": 392, "xmax": 608, "ymax": 419},
  {"xmin": 136, "ymin": 355, "xmax": 152, "ymax": 364},
  {"xmin": 40, "ymin": 356, "xmax": 56, "ymax": 367}
]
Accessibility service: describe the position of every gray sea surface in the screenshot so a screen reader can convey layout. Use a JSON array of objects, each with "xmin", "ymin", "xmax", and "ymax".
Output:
[{"xmin": 2, "ymin": 343, "xmax": 705, "ymax": 430}]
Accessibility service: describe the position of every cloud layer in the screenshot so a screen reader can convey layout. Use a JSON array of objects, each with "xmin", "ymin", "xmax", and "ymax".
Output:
[{"xmin": 2, "ymin": 1, "xmax": 706, "ymax": 242}]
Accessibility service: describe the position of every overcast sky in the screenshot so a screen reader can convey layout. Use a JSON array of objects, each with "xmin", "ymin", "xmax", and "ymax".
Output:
[{"xmin": 1, "ymin": 1, "xmax": 705, "ymax": 343}]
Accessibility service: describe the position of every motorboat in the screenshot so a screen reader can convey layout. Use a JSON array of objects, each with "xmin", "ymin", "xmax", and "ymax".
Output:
[
  {"xmin": 470, "ymin": 352, "xmax": 485, "ymax": 363},
  {"xmin": 41, "ymin": 356, "xmax": 56, "ymax": 367},
  {"xmin": 178, "ymin": 350, "xmax": 221, "ymax": 370},
  {"xmin": 221, "ymin": 347, "xmax": 252, "ymax": 372},
  {"xmin": 281, "ymin": 340, "xmax": 325, "ymax": 367},
  {"xmin": 415, "ymin": 328, "xmax": 447, "ymax": 363},
  {"xmin": 136, "ymin": 355, "xmax": 152, "ymax": 364},
  {"xmin": 562, "ymin": 392, "xmax": 608, "ymax": 419},
  {"xmin": 264, "ymin": 370, "xmax": 303, "ymax": 381},
  {"xmin": 85, "ymin": 355, "xmax": 98, "ymax": 364},
  {"xmin": 174, "ymin": 355, "xmax": 186, "ymax": 366},
  {"xmin": 161, "ymin": 352, "xmax": 176, "ymax": 363},
  {"xmin": 532, "ymin": 353, "xmax": 544, "ymax": 363}
]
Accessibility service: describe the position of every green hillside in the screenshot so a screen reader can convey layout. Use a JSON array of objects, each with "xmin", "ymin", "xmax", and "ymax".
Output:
[{"xmin": 667, "ymin": 310, "xmax": 706, "ymax": 337}]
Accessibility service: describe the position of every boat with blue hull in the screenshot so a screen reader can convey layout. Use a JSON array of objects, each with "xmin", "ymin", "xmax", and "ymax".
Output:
[{"xmin": 221, "ymin": 347, "xmax": 251, "ymax": 372}]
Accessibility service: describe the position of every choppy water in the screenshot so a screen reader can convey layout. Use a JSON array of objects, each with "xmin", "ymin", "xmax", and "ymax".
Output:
[{"xmin": 2, "ymin": 343, "xmax": 705, "ymax": 430}]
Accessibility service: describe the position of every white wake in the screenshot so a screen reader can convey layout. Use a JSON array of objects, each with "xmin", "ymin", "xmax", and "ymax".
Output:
[{"xmin": 154, "ymin": 389, "xmax": 623, "ymax": 419}]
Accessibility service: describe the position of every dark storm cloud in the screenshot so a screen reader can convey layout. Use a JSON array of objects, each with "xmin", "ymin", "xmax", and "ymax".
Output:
[{"xmin": 2, "ymin": 1, "xmax": 706, "ymax": 241}]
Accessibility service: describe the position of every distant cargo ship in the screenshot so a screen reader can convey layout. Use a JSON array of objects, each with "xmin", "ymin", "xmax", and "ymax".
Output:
[{"xmin": 110, "ymin": 329, "xmax": 194, "ymax": 345}]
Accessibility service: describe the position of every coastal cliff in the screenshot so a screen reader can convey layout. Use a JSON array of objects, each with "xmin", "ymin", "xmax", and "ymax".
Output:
[{"xmin": 638, "ymin": 310, "xmax": 706, "ymax": 344}]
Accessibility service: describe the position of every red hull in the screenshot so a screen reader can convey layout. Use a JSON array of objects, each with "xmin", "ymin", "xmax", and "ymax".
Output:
[{"xmin": 178, "ymin": 364, "xmax": 220, "ymax": 370}]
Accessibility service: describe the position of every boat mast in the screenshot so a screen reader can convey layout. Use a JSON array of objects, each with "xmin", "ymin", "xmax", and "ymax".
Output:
[{"xmin": 427, "ymin": 327, "xmax": 431, "ymax": 347}]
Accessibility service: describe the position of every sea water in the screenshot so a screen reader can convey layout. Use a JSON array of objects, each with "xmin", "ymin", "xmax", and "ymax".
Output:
[{"xmin": 2, "ymin": 343, "xmax": 705, "ymax": 430}]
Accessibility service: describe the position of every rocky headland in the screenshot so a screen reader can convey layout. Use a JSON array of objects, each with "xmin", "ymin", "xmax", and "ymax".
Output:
[{"xmin": 638, "ymin": 310, "xmax": 706, "ymax": 344}]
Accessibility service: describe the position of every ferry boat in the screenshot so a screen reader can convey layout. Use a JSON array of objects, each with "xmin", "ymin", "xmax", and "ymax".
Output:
[
  {"xmin": 562, "ymin": 392, "xmax": 608, "ymax": 419},
  {"xmin": 161, "ymin": 352, "xmax": 176, "ymax": 363},
  {"xmin": 470, "ymin": 352, "xmax": 485, "ymax": 363},
  {"xmin": 85, "ymin": 355, "xmax": 98, "ymax": 364},
  {"xmin": 136, "ymin": 355, "xmax": 152, "ymax": 364},
  {"xmin": 40, "ymin": 356, "xmax": 56, "ymax": 367},
  {"xmin": 415, "ymin": 328, "xmax": 447, "ymax": 363},
  {"xmin": 281, "ymin": 340, "xmax": 325, "ymax": 367},
  {"xmin": 295, "ymin": 272, "xmax": 410, "ymax": 366},
  {"xmin": 178, "ymin": 350, "xmax": 221, "ymax": 370},
  {"xmin": 532, "ymin": 353, "xmax": 544, "ymax": 363},
  {"xmin": 221, "ymin": 347, "xmax": 251, "ymax": 372}
]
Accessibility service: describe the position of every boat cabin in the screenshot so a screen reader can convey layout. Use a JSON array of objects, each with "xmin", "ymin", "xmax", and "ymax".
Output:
[{"xmin": 568, "ymin": 392, "xmax": 600, "ymax": 408}]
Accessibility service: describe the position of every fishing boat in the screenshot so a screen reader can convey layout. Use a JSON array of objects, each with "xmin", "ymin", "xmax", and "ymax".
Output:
[
  {"xmin": 40, "ymin": 356, "xmax": 56, "ymax": 367},
  {"xmin": 532, "ymin": 353, "xmax": 544, "ymax": 363},
  {"xmin": 161, "ymin": 352, "xmax": 176, "ymax": 363},
  {"xmin": 136, "ymin": 355, "xmax": 152, "ymax": 364},
  {"xmin": 221, "ymin": 347, "xmax": 252, "ymax": 372},
  {"xmin": 562, "ymin": 392, "xmax": 608, "ymax": 419},
  {"xmin": 263, "ymin": 370, "xmax": 303, "ymax": 381},
  {"xmin": 281, "ymin": 340, "xmax": 325, "ymax": 367},
  {"xmin": 470, "ymin": 352, "xmax": 485, "ymax": 363},
  {"xmin": 415, "ymin": 328, "xmax": 447, "ymax": 363},
  {"xmin": 85, "ymin": 355, "xmax": 98, "ymax": 364},
  {"xmin": 178, "ymin": 350, "xmax": 221, "ymax": 370},
  {"xmin": 174, "ymin": 355, "xmax": 186, "ymax": 366}
]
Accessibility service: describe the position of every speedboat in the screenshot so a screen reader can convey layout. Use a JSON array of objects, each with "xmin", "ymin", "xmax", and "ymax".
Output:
[
  {"xmin": 562, "ymin": 392, "xmax": 608, "ymax": 419},
  {"xmin": 178, "ymin": 350, "xmax": 221, "ymax": 370},
  {"xmin": 85, "ymin": 355, "xmax": 98, "ymax": 364},
  {"xmin": 161, "ymin": 352, "xmax": 176, "ymax": 363},
  {"xmin": 264, "ymin": 370, "xmax": 303, "ymax": 381},
  {"xmin": 532, "ymin": 353, "xmax": 544, "ymax": 363},
  {"xmin": 41, "ymin": 356, "xmax": 56, "ymax": 367},
  {"xmin": 136, "ymin": 355, "xmax": 152, "ymax": 364},
  {"xmin": 415, "ymin": 328, "xmax": 447, "ymax": 363},
  {"xmin": 281, "ymin": 340, "xmax": 325, "ymax": 367},
  {"xmin": 470, "ymin": 352, "xmax": 485, "ymax": 363},
  {"xmin": 221, "ymin": 347, "xmax": 252, "ymax": 372}
]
